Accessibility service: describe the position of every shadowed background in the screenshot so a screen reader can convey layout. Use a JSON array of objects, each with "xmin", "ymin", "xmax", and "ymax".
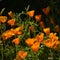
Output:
[
  {"xmin": 0, "ymin": 0, "xmax": 50, "ymax": 13},
  {"xmin": 0, "ymin": 0, "xmax": 60, "ymax": 26}
]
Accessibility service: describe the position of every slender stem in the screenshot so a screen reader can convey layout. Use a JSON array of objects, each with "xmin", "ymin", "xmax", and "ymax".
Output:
[
  {"xmin": 0, "ymin": 23, "xmax": 4, "ymax": 60},
  {"xmin": 0, "ymin": 8, "xmax": 5, "ymax": 15},
  {"xmin": 1, "ymin": 44, "xmax": 4, "ymax": 60},
  {"xmin": 49, "ymin": 49, "xmax": 53, "ymax": 60},
  {"xmin": 15, "ymin": 45, "xmax": 18, "ymax": 54}
]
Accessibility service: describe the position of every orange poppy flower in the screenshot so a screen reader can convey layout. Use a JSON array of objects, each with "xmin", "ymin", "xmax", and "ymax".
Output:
[
  {"xmin": 36, "ymin": 33, "xmax": 44, "ymax": 42},
  {"xmin": 25, "ymin": 38, "xmax": 35, "ymax": 46},
  {"xmin": 43, "ymin": 39, "xmax": 57, "ymax": 48},
  {"xmin": 13, "ymin": 26, "xmax": 23, "ymax": 35},
  {"xmin": 29, "ymin": 26, "xmax": 34, "ymax": 32},
  {"xmin": 10, "ymin": 26, "xmax": 23, "ymax": 35},
  {"xmin": 7, "ymin": 19, "xmax": 15, "ymax": 26},
  {"xmin": 18, "ymin": 51, "xmax": 27, "ymax": 59},
  {"xmin": 27, "ymin": 10, "xmax": 35, "ymax": 17},
  {"xmin": 8, "ymin": 11, "xmax": 13, "ymax": 17},
  {"xmin": 50, "ymin": 18, "xmax": 54, "ymax": 24},
  {"xmin": 54, "ymin": 25, "xmax": 60, "ymax": 32},
  {"xmin": 2, "ymin": 30, "xmax": 14, "ymax": 40},
  {"xmin": 42, "ymin": 6, "xmax": 50, "ymax": 15},
  {"xmin": 31, "ymin": 42, "xmax": 40, "ymax": 52},
  {"xmin": 49, "ymin": 33, "xmax": 58, "ymax": 41},
  {"xmin": 43, "ymin": 27, "xmax": 50, "ymax": 35},
  {"xmin": 12, "ymin": 38, "xmax": 20, "ymax": 45},
  {"xmin": 13, "ymin": 29, "xmax": 22, "ymax": 35},
  {"xmin": 43, "ymin": 36, "xmax": 59, "ymax": 49},
  {"xmin": 39, "ymin": 21, "xmax": 45, "ymax": 28},
  {"xmin": 53, "ymin": 40, "xmax": 59, "ymax": 49},
  {"xmin": 35, "ymin": 15, "xmax": 42, "ymax": 22},
  {"xmin": 0, "ymin": 16, "xmax": 7, "ymax": 23}
]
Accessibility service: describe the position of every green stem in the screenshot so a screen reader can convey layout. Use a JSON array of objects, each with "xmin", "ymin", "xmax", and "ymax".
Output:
[
  {"xmin": 0, "ymin": 8, "xmax": 5, "ymax": 15},
  {"xmin": 35, "ymin": 53, "xmax": 38, "ymax": 60},
  {"xmin": 49, "ymin": 49, "xmax": 53, "ymax": 60},
  {"xmin": 15, "ymin": 45, "xmax": 18, "ymax": 54},
  {"xmin": 1, "ymin": 44, "xmax": 4, "ymax": 60}
]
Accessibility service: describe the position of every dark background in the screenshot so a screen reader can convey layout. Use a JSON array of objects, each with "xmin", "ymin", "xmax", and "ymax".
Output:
[
  {"xmin": 0, "ymin": 0, "xmax": 60, "ymax": 13},
  {"xmin": 0, "ymin": 0, "xmax": 50, "ymax": 13},
  {"xmin": 0, "ymin": 0, "xmax": 60, "ymax": 26}
]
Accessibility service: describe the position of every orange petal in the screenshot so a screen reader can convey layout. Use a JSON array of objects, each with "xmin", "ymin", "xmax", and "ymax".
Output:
[
  {"xmin": 42, "ymin": 6, "xmax": 50, "ymax": 15},
  {"xmin": 31, "ymin": 42, "xmax": 40, "ymax": 52},
  {"xmin": 27, "ymin": 10, "xmax": 35, "ymax": 17},
  {"xmin": 43, "ymin": 27, "xmax": 50, "ymax": 35},
  {"xmin": 25, "ymin": 38, "xmax": 35, "ymax": 46},
  {"xmin": 35, "ymin": 15, "xmax": 42, "ymax": 22},
  {"xmin": 7, "ymin": 19, "xmax": 15, "ymax": 26},
  {"xmin": 8, "ymin": 11, "xmax": 13, "ymax": 17},
  {"xmin": 12, "ymin": 38, "xmax": 20, "ymax": 45}
]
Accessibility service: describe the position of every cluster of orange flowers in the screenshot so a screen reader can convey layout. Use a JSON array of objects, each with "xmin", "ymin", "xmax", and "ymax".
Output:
[
  {"xmin": 27, "ymin": 6, "xmax": 50, "ymax": 29},
  {"xmin": 43, "ymin": 33, "xmax": 59, "ymax": 49},
  {"xmin": 26, "ymin": 8, "xmax": 60, "ymax": 53},
  {"xmin": 0, "ymin": 7, "xmax": 60, "ymax": 60},
  {"xmin": 27, "ymin": 6, "xmax": 60, "ymax": 32},
  {"xmin": 2, "ymin": 26, "xmax": 23, "ymax": 40},
  {"xmin": 0, "ymin": 11, "xmax": 14, "ymax": 24},
  {"xmin": 0, "ymin": 11, "xmax": 24, "ymax": 46},
  {"xmin": 27, "ymin": 6, "xmax": 50, "ymax": 18},
  {"xmin": 25, "ymin": 38, "xmax": 40, "ymax": 52},
  {"xmin": 26, "ymin": 27, "xmax": 60, "ymax": 52}
]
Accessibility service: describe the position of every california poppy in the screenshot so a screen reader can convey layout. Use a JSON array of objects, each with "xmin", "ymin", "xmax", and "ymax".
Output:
[
  {"xmin": 25, "ymin": 38, "xmax": 35, "ymax": 46},
  {"xmin": 42, "ymin": 6, "xmax": 50, "ymax": 15},
  {"xmin": 27, "ymin": 10, "xmax": 35, "ymax": 17},
  {"xmin": 50, "ymin": 18, "xmax": 54, "ymax": 24},
  {"xmin": 42, "ymin": 39, "xmax": 55, "ymax": 48},
  {"xmin": 31, "ymin": 42, "xmax": 40, "ymax": 52},
  {"xmin": 54, "ymin": 25, "xmax": 60, "ymax": 32},
  {"xmin": 17, "ymin": 51, "xmax": 27, "ymax": 59},
  {"xmin": 39, "ymin": 21, "xmax": 45, "ymax": 28},
  {"xmin": 12, "ymin": 38, "xmax": 20, "ymax": 45},
  {"xmin": 8, "ymin": 11, "xmax": 13, "ymax": 17},
  {"xmin": 43, "ymin": 27, "xmax": 50, "ymax": 35},
  {"xmin": 43, "ymin": 39, "xmax": 59, "ymax": 49},
  {"xmin": 13, "ymin": 29, "xmax": 22, "ymax": 35},
  {"xmin": 35, "ymin": 14, "xmax": 42, "ymax": 22},
  {"xmin": 53, "ymin": 40, "xmax": 59, "ymax": 49},
  {"xmin": 0, "ymin": 16, "xmax": 7, "ymax": 23},
  {"xmin": 13, "ymin": 26, "xmax": 23, "ymax": 35},
  {"xmin": 7, "ymin": 19, "xmax": 15, "ymax": 26},
  {"xmin": 2, "ymin": 30, "xmax": 14, "ymax": 40},
  {"xmin": 49, "ymin": 33, "xmax": 58, "ymax": 41},
  {"xmin": 36, "ymin": 33, "xmax": 44, "ymax": 42}
]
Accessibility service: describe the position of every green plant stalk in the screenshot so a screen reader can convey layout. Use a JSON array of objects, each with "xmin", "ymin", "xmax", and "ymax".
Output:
[
  {"xmin": 49, "ymin": 49, "xmax": 53, "ymax": 60},
  {"xmin": 30, "ymin": 50, "xmax": 35, "ymax": 60},
  {"xmin": 0, "ymin": 23, "xmax": 4, "ymax": 60},
  {"xmin": 15, "ymin": 45, "xmax": 18, "ymax": 54},
  {"xmin": 0, "ymin": 8, "xmax": 5, "ymax": 15},
  {"xmin": 34, "ymin": 53, "xmax": 38, "ymax": 60},
  {"xmin": 29, "ymin": 29, "xmax": 31, "ymax": 37},
  {"xmin": 1, "ymin": 44, "xmax": 4, "ymax": 60}
]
